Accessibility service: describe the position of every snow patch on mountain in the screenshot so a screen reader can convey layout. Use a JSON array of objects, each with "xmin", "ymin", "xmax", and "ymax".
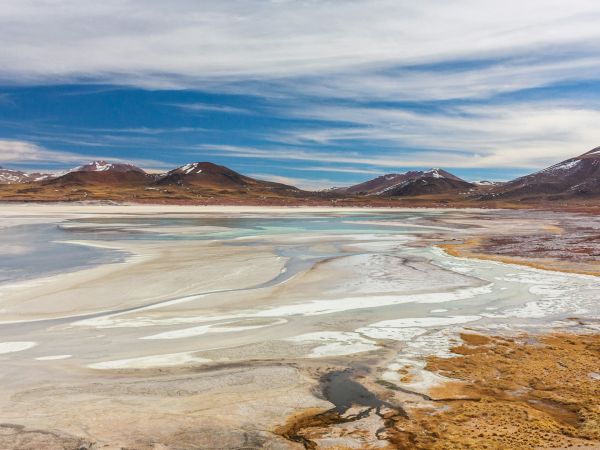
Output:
[
  {"xmin": 425, "ymin": 168, "xmax": 444, "ymax": 178},
  {"xmin": 542, "ymin": 159, "xmax": 581, "ymax": 174},
  {"xmin": 180, "ymin": 163, "xmax": 203, "ymax": 174},
  {"xmin": 0, "ymin": 167, "xmax": 55, "ymax": 184}
]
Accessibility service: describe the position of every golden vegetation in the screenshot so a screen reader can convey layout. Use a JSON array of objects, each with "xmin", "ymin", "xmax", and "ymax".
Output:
[
  {"xmin": 276, "ymin": 332, "xmax": 600, "ymax": 450},
  {"xmin": 416, "ymin": 332, "xmax": 600, "ymax": 449}
]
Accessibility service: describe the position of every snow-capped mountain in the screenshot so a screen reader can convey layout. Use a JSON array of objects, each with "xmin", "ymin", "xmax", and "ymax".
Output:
[
  {"xmin": 47, "ymin": 160, "xmax": 149, "ymax": 186},
  {"xmin": 484, "ymin": 147, "xmax": 600, "ymax": 199},
  {"xmin": 337, "ymin": 168, "xmax": 473, "ymax": 196},
  {"xmin": 0, "ymin": 167, "xmax": 55, "ymax": 184},
  {"xmin": 157, "ymin": 162, "xmax": 299, "ymax": 192},
  {"xmin": 71, "ymin": 160, "xmax": 146, "ymax": 174}
]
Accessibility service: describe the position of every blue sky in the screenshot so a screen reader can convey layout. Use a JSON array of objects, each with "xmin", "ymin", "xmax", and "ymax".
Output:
[{"xmin": 1, "ymin": 1, "xmax": 600, "ymax": 189}]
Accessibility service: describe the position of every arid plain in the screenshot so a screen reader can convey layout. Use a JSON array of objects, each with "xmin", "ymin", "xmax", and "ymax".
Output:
[{"xmin": 0, "ymin": 204, "xmax": 598, "ymax": 450}]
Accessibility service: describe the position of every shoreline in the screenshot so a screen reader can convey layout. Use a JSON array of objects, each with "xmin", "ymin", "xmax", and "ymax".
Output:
[
  {"xmin": 439, "ymin": 239, "xmax": 600, "ymax": 278},
  {"xmin": 1, "ymin": 198, "xmax": 599, "ymax": 214}
]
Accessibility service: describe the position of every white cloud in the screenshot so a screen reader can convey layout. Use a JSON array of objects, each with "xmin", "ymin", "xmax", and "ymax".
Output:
[
  {"xmin": 0, "ymin": 140, "xmax": 83, "ymax": 164},
  {"xmin": 291, "ymin": 166, "xmax": 382, "ymax": 175},
  {"xmin": 274, "ymin": 103, "xmax": 600, "ymax": 168},
  {"xmin": 191, "ymin": 144, "xmax": 407, "ymax": 167},
  {"xmin": 0, "ymin": 139, "xmax": 167, "ymax": 170},
  {"xmin": 248, "ymin": 173, "xmax": 339, "ymax": 190},
  {"xmin": 1, "ymin": 0, "xmax": 600, "ymax": 102},
  {"xmin": 164, "ymin": 103, "xmax": 251, "ymax": 114}
]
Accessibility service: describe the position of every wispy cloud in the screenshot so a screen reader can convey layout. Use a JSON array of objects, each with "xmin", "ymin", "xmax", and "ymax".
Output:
[
  {"xmin": 0, "ymin": 139, "xmax": 167, "ymax": 170},
  {"xmin": 0, "ymin": 139, "xmax": 84, "ymax": 165},
  {"xmin": 290, "ymin": 166, "xmax": 383, "ymax": 175},
  {"xmin": 248, "ymin": 173, "xmax": 339, "ymax": 190},
  {"xmin": 73, "ymin": 126, "xmax": 208, "ymax": 135},
  {"xmin": 191, "ymin": 143, "xmax": 464, "ymax": 169},
  {"xmin": 272, "ymin": 102, "xmax": 600, "ymax": 168},
  {"xmin": 2, "ymin": 1, "xmax": 600, "ymax": 102},
  {"xmin": 164, "ymin": 102, "xmax": 251, "ymax": 114}
]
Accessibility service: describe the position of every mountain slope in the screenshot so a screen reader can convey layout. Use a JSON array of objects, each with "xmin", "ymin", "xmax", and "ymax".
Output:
[
  {"xmin": 46, "ymin": 160, "xmax": 150, "ymax": 186},
  {"xmin": 72, "ymin": 161, "xmax": 146, "ymax": 174},
  {"xmin": 339, "ymin": 168, "xmax": 473, "ymax": 196},
  {"xmin": 485, "ymin": 147, "xmax": 600, "ymax": 200},
  {"xmin": 156, "ymin": 162, "xmax": 299, "ymax": 193}
]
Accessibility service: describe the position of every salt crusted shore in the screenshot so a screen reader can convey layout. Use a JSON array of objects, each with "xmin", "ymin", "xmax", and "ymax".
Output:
[{"xmin": 0, "ymin": 203, "xmax": 598, "ymax": 449}]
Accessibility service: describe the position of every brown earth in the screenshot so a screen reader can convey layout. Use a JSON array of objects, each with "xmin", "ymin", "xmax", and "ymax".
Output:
[
  {"xmin": 439, "ymin": 228, "xmax": 600, "ymax": 276},
  {"xmin": 1, "ymin": 180, "xmax": 600, "ymax": 212}
]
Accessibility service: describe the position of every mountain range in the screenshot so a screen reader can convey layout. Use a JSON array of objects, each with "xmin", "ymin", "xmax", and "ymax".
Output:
[
  {"xmin": 0, "ymin": 148, "xmax": 598, "ymax": 206},
  {"xmin": 0, "ymin": 167, "xmax": 54, "ymax": 184}
]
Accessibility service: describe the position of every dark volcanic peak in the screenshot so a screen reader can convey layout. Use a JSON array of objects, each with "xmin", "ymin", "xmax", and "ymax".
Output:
[
  {"xmin": 158, "ymin": 161, "xmax": 254, "ymax": 187},
  {"xmin": 72, "ymin": 160, "xmax": 146, "ymax": 174},
  {"xmin": 158, "ymin": 161, "xmax": 299, "ymax": 192},
  {"xmin": 340, "ymin": 168, "xmax": 472, "ymax": 196},
  {"xmin": 170, "ymin": 162, "xmax": 212, "ymax": 175},
  {"xmin": 48, "ymin": 160, "xmax": 149, "ymax": 187},
  {"xmin": 485, "ymin": 146, "xmax": 600, "ymax": 200},
  {"xmin": 0, "ymin": 166, "xmax": 54, "ymax": 184}
]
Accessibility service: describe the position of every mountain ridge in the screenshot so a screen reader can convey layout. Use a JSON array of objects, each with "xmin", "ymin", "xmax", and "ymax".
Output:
[
  {"xmin": 479, "ymin": 147, "xmax": 600, "ymax": 201},
  {"xmin": 336, "ymin": 168, "xmax": 473, "ymax": 197},
  {"xmin": 1, "ymin": 149, "xmax": 598, "ymax": 206}
]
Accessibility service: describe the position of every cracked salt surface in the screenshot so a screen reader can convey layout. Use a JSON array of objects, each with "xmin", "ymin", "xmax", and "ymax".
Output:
[
  {"xmin": 286, "ymin": 332, "xmax": 379, "ymax": 358},
  {"xmin": 78, "ymin": 284, "xmax": 494, "ymax": 329},
  {"xmin": 360, "ymin": 246, "xmax": 600, "ymax": 394},
  {"xmin": 88, "ymin": 352, "xmax": 212, "ymax": 370},
  {"xmin": 16, "ymin": 212, "xmax": 597, "ymax": 381},
  {"xmin": 35, "ymin": 355, "xmax": 72, "ymax": 361},
  {"xmin": 140, "ymin": 318, "xmax": 287, "ymax": 340}
]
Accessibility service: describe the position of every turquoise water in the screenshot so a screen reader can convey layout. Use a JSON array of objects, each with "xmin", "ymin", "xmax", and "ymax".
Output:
[
  {"xmin": 0, "ymin": 224, "xmax": 125, "ymax": 284},
  {"xmin": 60, "ymin": 211, "xmax": 444, "ymax": 241},
  {"xmin": 1, "ymin": 211, "xmax": 446, "ymax": 285}
]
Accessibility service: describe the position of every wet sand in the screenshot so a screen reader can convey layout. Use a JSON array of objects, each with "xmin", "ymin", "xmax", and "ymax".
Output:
[{"xmin": 0, "ymin": 204, "xmax": 598, "ymax": 449}]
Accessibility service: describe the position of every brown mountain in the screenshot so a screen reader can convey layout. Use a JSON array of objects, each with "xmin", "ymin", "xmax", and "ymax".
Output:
[
  {"xmin": 339, "ymin": 168, "xmax": 473, "ymax": 196},
  {"xmin": 0, "ymin": 167, "xmax": 55, "ymax": 184},
  {"xmin": 483, "ymin": 147, "xmax": 600, "ymax": 200},
  {"xmin": 156, "ymin": 162, "xmax": 299, "ymax": 193},
  {"xmin": 46, "ymin": 160, "xmax": 150, "ymax": 187}
]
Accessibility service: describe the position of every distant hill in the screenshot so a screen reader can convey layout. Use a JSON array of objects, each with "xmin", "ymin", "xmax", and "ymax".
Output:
[
  {"xmin": 337, "ymin": 168, "xmax": 473, "ymax": 196},
  {"xmin": 482, "ymin": 147, "xmax": 600, "ymax": 200},
  {"xmin": 156, "ymin": 162, "xmax": 299, "ymax": 193},
  {"xmin": 46, "ymin": 160, "xmax": 150, "ymax": 186},
  {"xmin": 72, "ymin": 161, "xmax": 146, "ymax": 174},
  {"xmin": 0, "ymin": 167, "xmax": 54, "ymax": 184}
]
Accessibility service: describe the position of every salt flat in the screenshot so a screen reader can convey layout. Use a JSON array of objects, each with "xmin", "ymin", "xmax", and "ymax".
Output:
[{"xmin": 0, "ymin": 204, "xmax": 598, "ymax": 449}]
